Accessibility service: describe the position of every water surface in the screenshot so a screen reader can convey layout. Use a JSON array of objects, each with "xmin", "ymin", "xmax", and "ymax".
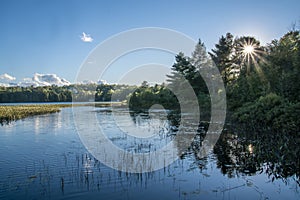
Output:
[{"xmin": 0, "ymin": 106, "xmax": 299, "ymax": 199}]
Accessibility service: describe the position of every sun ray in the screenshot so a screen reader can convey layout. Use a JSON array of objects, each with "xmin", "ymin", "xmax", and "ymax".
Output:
[
  {"xmin": 250, "ymin": 53, "xmax": 266, "ymax": 81},
  {"xmin": 244, "ymin": 45, "xmax": 254, "ymax": 54},
  {"xmin": 237, "ymin": 37, "xmax": 268, "ymax": 77}
]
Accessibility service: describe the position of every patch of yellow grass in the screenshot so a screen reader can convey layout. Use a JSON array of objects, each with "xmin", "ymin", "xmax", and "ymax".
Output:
[
  {"xmin": 0, "ymin": 104, "xmax": 71, "ymax": 124},
  {"xmin": 0, "ymin": 102, "xmax": 126, "ymax": 124}
]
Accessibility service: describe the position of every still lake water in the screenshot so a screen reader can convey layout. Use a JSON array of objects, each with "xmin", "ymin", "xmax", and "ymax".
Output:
[{"xmin": 0, "ymin": 105, "xmax": 299, "ymax": 200}]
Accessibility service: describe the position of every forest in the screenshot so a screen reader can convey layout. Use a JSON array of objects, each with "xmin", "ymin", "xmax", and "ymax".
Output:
[
  {"xmin": 129, "ymin": 30, "xmax": 300, "ymax": 134},
  {"xmin": 0, "ymin": 84, "xmax": 136, "ymax": 103},
  {"xmin": 1, "ymin": 30, "xmax": 299, "ymax": 134}
]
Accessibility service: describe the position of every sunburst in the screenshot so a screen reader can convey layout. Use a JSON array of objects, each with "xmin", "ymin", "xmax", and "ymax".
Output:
[
  {"xmin": 237, "ymin": 37, "xmax": 267, "ymax": 77},
  {"xmin": 243, "ymin": 45, "xmax": 254, "ymax": 54}
]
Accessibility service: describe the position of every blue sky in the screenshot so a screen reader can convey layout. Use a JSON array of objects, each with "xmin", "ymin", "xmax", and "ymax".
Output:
[{"xmin": 0, "ymin": 0, "xmax": 299, "ymax": 84}]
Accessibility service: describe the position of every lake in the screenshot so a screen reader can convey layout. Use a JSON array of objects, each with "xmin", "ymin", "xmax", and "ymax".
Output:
[{"xmin": 0, "ymin": 105, "xmax": 299, "ymax": 200}]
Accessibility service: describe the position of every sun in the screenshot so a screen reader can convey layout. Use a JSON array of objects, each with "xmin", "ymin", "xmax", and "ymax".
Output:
[
  {"xmin": 235, "ymin": 36, "xmax": 267, "ymax": 77},
  {"xmin": 243, "ymin": 45, "xmax": 254, "ymax": 54}
]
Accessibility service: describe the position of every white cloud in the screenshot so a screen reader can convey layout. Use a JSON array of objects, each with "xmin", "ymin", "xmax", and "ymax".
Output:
[
  {"xmin": 78, "ymin": 80, "xmax": 96, "ymax": 85},
  {"xmin": 0, "ymin": 73, "xmax": 17, "ymax": 87},
  {"xmin": 19, "ymin": 78, "xmax": 40, "ymax": 87},
  {"xmin": 0, "ymin": 83, "xmax": 10, "ymax": 87},
  {"xmin": 0, "ymin": 72, "xmax": 106, "ymax": 87},
  {"xmin": 0, "ymin": 73, "xmax": 16, "ymax": 81},
  {"xmin": 32, "ymin": 73, "xmax": 71, "ymax": 86},
  {"xmin": 98, "ymin": 80, "xmax": 107, "ymax": 85},
  {"xmin": 80, "ymin": 32, "xmax": 93, "ymax": 42},
  {"xmin": 19, "ymin": 73, "xmax": 71, "ymax": 87},
  {"xmin": 77, "ymin": 79, "xmax": 107, "ymax": 85}
]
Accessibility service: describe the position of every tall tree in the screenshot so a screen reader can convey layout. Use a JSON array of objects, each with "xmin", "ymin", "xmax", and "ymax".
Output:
[
  {"xmin": 266, "ymin": 30, "xmax": 300, "ymax": 102},
  {"xmin": 233, "ymin": 36, "xmax": 264, "ymax": 75},
  {"xmin": 189, "ymin": 39, "xmax": 211, "ymax": 94},
  {"xmin": 166, "ymin": 52, "xmax": 194, "ymax": 88},
  {"xmin": 209, "ymin": 33, "xmax": 234, "ymax": 85},
  {"xmin": 190, "ymin": 39, "xmax": 208, "ymax": 69}
]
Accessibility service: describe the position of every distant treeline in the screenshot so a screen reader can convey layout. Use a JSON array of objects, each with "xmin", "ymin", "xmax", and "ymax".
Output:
[
  {"xmin": 0, "ymin": 86, "xmax": 72, "ymax": 102},
  {"xmin": 0, "ymin": 84, "xmax": 137, "ymax": 103}
]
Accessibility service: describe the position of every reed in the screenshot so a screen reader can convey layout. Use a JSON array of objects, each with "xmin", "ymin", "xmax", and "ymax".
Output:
[
  {"xmin": 0, "ymin": 102, "xmax": 125, "ymax": 124},
  {"xmin": 0, "ymin": 104, "xmax": 72, "ymax": 124}
]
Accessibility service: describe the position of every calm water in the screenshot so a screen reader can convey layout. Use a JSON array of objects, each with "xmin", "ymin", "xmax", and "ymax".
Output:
[{"xmin": 0, "ymin": 106, "xmax": 299, "ymax": 200}]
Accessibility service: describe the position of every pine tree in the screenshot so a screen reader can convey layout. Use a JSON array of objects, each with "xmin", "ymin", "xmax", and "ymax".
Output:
[
  {"xmin": 166, "ymin": 52, "xmax": 194, "ymax": 88},
  {"xmin": 233, "ymin": 36, "xmax": 262, "ymax": 75},
  {"xmin": 209, "ymin": 33, "xmax": 234, "ymax": 86},
  {"xmin": 190, "ymin": 39, "xmax": 208, "ymax": 69},
  {"xmin": 189, "ymin": 39, "xmax": 210, "ymax": 95}
]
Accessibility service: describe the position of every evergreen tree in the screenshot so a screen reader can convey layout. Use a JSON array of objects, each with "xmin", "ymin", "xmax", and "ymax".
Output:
[
  {"xmin": 233, "ymin": 36, "xmax": 263, "ymax": 75},
  {"xmin": 266, "ymin": 30, "xmax": 300, "ymax": 102},
  {"xmin": 190, "ymin": 39, "xmax": 208, "ymax": 69},
  {"xmin": 209, "ymin": 33, "xmax": 234, "ymax": 85},
  {"xmin": 166, "ymin": 52, "xmax": 194, "ymax": 88},
  {"xmin": 189, "ymin": 39, "xmax": 211, "ymax": 94}
]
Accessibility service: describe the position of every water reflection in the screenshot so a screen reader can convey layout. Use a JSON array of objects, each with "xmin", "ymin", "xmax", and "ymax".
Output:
[
  {"xmin": 0, "ymin": 106, "xmax": 299, "ymax": 199},
  {"xmin": 128, "ymin": 109, "xmax": 300, "ymax": 187},
  {"xmin": 213, "ymin": 129, "xmax": 300, "ymax": 185}
]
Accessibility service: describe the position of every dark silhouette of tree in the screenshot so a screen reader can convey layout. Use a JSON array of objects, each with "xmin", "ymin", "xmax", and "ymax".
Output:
[{"xmin": 209, "ymin": 33, "xmax": 234, "ymax": 85}]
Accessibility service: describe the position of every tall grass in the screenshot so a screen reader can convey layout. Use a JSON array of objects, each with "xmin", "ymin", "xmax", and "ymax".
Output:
[
  {"xmin": 0, "ymin": 102, "xmax": 126, "ymax": 125},
  {"xmin": 0, "ymin": 104, "xmax": 72, "ymax": 124}
]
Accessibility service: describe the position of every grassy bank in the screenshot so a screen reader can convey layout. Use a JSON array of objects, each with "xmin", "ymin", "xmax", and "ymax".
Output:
[
  {"xmin": 0, "ymin": 102, "xmax": 127, "ymax": 125},
  {"xmin": 0, "ymin": 104, "xmax": 72, "ymax": 125}
]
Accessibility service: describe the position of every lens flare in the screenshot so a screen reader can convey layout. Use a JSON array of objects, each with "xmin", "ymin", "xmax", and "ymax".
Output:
[
  {"xmin": 243, "ymin": 45, "xmax": 254, "ymax": 54},
  {"xmin": 237, "ymin": 37, "xmax": 268, "ymax": 78}
]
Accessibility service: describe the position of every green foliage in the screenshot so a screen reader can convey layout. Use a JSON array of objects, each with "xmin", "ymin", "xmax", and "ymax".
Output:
[
  {"xmin": 0, "ymin": 85, "xmax": 72, "ymax": 102},
  {"xmin": 1, "ymin": 30, "xmax": 299, "ymax": 135},
  {"xmin": 164, "ymin": 43, "xmax": 212, "ymax": 119},
  {"xmin": 0, "ymin": 84, "xmax": 136, "ymax": 103},
  {"xmin": 167, "ymin": 49, "xmax": 209, "ymax": 96},
  {"xmin": 265, "ymin": 31, "xmax": 300, "ymax": 102},
  {"xmin": 225, "ymin": 30, "xmax": 299, "ymax": 134},
  {"xmin": 209, "ymin": 33, "xmax": 234, "ymax": 85},
  {"xmin": 232, "ymin": 93, "xmax": 299, "ymax": 133},
  {"xmin": 128, "ymin": 84, "xmax": 180, "ymax": 112},
  {"xmin": 227, "ymin": 70, "xmax": 268, "ymax": 110}
]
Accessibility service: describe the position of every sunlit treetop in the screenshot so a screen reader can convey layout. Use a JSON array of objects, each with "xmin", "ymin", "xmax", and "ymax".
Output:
[
  {"xmin": 235, "ymin": 36, "xmax": 267, "ymax": 76},
  {"xmin": 243, "ymin": 45, "xmax": 254, "ymax": 55}
]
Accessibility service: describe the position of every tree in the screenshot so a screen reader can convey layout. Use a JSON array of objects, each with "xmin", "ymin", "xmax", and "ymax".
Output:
[
  {"xmin": 209, "ymin": 33, "xmax": 234, "ymax": 85},
  {"xmin": 233, "ymin": 36, "xmax": 264, "ymax": 75},
  {"xmin": 190, "ymin": 39, "xmax": 208, "ymax": 69},
  {"xmin": 166, "ymin": 52, "xmax": 194, "ymax": 91},
  {"xmin": 190, "ymin": 39, "xmax": 210, "ymax": 94},
  {"xmin": 265, "ymin": 30, "xmax": 300, "ymax": 102},
  {"xmin": 166, "ymin": 42, "xmax": 211, "ymax": 120}
]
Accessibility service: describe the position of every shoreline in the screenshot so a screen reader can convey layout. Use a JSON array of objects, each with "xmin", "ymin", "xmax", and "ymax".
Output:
[{"xmin": 0, "ymin": 102, "xmax": 127, "ymax": 124}]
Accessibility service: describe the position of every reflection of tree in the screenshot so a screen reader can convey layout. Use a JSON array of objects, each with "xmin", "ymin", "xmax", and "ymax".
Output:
[
  {"xmin": 212, "ymin": 129, "xmax": 300, "ymax": 185},
  {"xmin": 213, "ymin": 131, "xmax": 260, "ymax": 178},
  {"xmin": 128, "ymin": 108, "xmax": 299, "ymax": 186},
  {"xmin": 174, "ymin": 120, "xmax": 299, "ymax": 186}
]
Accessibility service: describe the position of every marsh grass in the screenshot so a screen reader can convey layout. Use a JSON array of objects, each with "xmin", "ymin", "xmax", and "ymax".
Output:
[
  {"xmin": 0, "ymin": 104, "xmax": 72, "ymax": 125},
  {"xmin": 0, "ymin": 102, "xmax": 126, "ymax": 125}
]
